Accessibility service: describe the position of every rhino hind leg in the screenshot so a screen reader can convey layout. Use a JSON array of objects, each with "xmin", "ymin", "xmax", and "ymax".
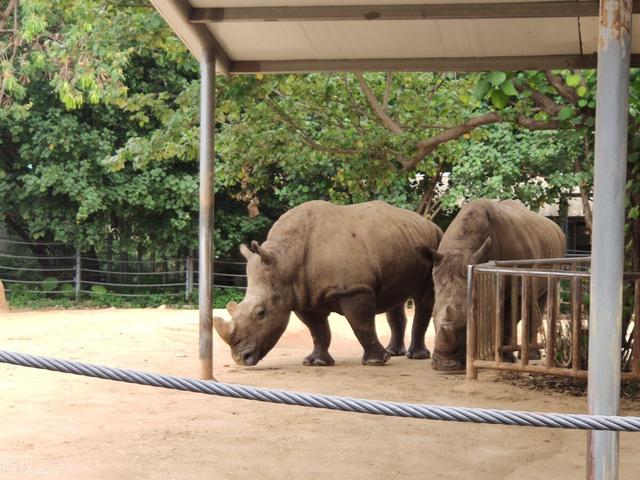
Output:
[
  {"xmin": 295, "ymin": 311, "xmax": 336, "ymax": 367},
  {"xmin": 338, "ymin": 292, "xmax": 390, "ymax": 366},
  {"xmin": 407, "ymin": 287, "xmax": 433, "ymax": 360},
  {"xmin": 385, "ymin": 306, "xmax": 407, "ymax": 356}
]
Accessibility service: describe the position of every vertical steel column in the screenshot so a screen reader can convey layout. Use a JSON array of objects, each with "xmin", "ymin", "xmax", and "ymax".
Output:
[
  {"xmin": 587, "ymin": 1, "xmax": 631, "ymax": 478},
  {"xmin": 199, "ymin": 50, "xmax": 216, "ymax": 380},
  {"xmin": 75, "ymin": 243, "xmax": 81, "ymax": 302}
]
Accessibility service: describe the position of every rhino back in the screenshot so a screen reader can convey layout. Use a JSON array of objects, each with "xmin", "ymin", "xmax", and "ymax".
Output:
[
  {"xmin": 441, "ymin": 199, "xmax": 565, "ymax": 260},
  {"xmin": 263, "ymin": 200, "xmax": 441, "ymax": 309}
]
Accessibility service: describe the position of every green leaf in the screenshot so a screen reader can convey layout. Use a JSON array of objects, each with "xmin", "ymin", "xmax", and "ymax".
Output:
[
  {"xmin": 558, "ymin": 107, "xmax": 575, "ymax": 121},
  {"xmin": 566, "ymin": 74, "xmax": 582, "ymax": 87},
  {"xmin": 60, "ymin": 283, "xmax": 75, "ymax": 298},
  {"xmin": 472, "ymin": 79, "xmax": 491, "ymax": 100},
  {"xmin": 41, "ymin": 277, "xmax": 59, "ymax": 292},
  {"xmin": 500, "ymin": 80, "xmax": 518, "ymax": 97},
  {"xmin": 490, "ymin": 89, "xmax": 508, "ymax": 109},
  {"xmin": 487, "ymin": 71, "xmax": 507, "ymax": 87},
  {"xmin": 577, "ymin": 85, "xmax": 588, "ymax": 97},
  {"xmin": 91, "ymin": 285, "xmax": 108, "ymax": 296},
  {"xmin": 630, "ymin": 206, "xmax": 640, "ymax": 220}
]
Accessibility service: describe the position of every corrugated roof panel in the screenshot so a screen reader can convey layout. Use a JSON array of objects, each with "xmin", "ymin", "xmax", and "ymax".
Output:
[
  {"xmin": 579, "ymin": 15, "xmax": 640, "ymax": 54},
  {"xmin": 207, "ymin": 18, "xmax": 581, "ymax": 61},
  {"xmin": 190, "ymin": 0, "xmax": 563, "ymax": 6}
]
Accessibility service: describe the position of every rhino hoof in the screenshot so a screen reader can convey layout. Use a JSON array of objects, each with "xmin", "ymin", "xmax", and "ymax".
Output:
[
  {"xmin": 407, "ymin": 348, "xmax": 431, "ymax": 360},
  {"xmin": 385, "ymin": 345, "xmax": 407, "ymax": 356},
  {"xmin": 303, "ymin": 354, "xmax": 335, "ymax": 367},
  {"xmin": 503, "ymin": 352, "xmax": 517, "ymax": 363},
  {"xmin": 362, "ymin": 352, "xmax": 390, "ymax": 366}
]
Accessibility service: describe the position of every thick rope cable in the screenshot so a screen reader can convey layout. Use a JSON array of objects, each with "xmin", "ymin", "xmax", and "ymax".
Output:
[{"xmin": 2, "ymin": 349, "xmax": 640, "ymax": 432}]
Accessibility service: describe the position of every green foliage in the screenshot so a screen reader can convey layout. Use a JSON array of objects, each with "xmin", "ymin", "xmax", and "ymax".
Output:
[
  {"xmin": 211, "ymin": 288, "xmax": 245, "ymax": 308},
  {"xmin": 41, "ymin": 276, "xmax": 59, "ymax": 292},
  {"xmin": 90, "ymin": 284, "xmax": 108, "ymax": 296},
  {"xmin": 60, "ymin": 283, "xmax": 75, "ymax": 298},
  {"xmin": 6, "ymin": 285, "xmax": 244, "ymax": 310}
]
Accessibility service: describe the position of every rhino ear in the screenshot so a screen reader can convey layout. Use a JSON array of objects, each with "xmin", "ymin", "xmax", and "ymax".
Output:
[
  {"xmin": 249, "ymin": 240, "xmax": 276, "ymax": 266},
  {"xmin": 239, "ymin": 244, "xmax": 254, "ymax": 260},
  {"xmin": 417, "ymin": 246, "xmax": 443, "ymax": 266}
]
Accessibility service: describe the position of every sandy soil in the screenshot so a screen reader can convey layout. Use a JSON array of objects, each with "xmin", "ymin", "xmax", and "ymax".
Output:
[{"xmin": 1, "ymin": 308, "xmax": 640, "ymax": 480}]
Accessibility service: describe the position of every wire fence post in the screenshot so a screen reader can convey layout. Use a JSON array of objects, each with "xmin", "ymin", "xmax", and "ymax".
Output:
[
  {"xmin": 75, "ymin": 243, "xmax": 81, "ymax": 302},
  {"xmin": 186, "ymin": 255, "xmax": 194, "ymax": 301}
]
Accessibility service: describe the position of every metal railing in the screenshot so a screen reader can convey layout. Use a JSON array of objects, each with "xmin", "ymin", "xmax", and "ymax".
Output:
[
  {"xmin": 0, "ymin": 238, "xmax": 247, "ymax": 300},
  {"xmin": 466, "ymin": 257, "xmax": 640, "ymax": 381}
]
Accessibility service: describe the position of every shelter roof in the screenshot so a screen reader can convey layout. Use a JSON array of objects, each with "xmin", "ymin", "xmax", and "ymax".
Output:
[{"xmin": 150, "ymin": 1, "xmax": 640, "ymax": 74}]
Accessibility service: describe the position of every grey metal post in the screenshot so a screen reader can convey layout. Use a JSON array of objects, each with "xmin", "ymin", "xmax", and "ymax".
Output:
[
  {"xmin": 199, "ymin": 50, "xmax": 216, "ymax": 380},
  {"xmin": 75, "ymin": 243, "xmax": 81, "ymax": 302},
  {"xmin": 587, "ymin": 1, "xmax": 631, "ymax": 478},
  {"xmin": 186, "ymin": 255, "xmax": 194, "ymax": 301}
]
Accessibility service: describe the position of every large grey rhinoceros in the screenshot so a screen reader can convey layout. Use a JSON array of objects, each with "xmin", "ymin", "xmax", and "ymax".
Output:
[
  {"xmin": 422, "ymin": 199, "xmax": 565, "ymax": 372},
  {"xmin": 213, "ymin": 200, "xmax": 443, "ymax": 367}
]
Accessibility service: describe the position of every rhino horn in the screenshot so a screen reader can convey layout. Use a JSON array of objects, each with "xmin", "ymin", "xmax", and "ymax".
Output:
[
  {"xmin": 213, "ymin": 316, "xmax": 236, "ymax": 344},
  {"xmin": 250, "ymin": 240, "xmax": 276, "ymax": 266},
  {"xmin": 226, "ymin": 301, "xmax": 238, "ymax": 315},
  {"xmin": 472, "ymin": 237, "xmax": 492, "ymax": 264},
  {"xmin": 435, "ymin": 325, "xmax": 457, "ymax": 354},
  {"xmin": 239, "ymin": 244, "xmax": 254, "ymax": 260}
]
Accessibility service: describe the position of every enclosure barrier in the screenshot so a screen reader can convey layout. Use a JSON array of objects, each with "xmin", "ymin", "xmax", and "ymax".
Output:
[
  {"xmin": 2, "ymin": 349, "xmax": 640, "ymax": 432},
  {"xmin": 0, "ymin": 238, "xmax": 247, "ymax": 300},
  {"xmin": 466, "ymin": 257, "xmax": 640, "ymax": 380}
]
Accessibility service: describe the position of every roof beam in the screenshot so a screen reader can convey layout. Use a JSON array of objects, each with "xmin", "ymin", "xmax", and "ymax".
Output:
[
  {"xmin": 230, "ymin": 54, "xmax": 640, "ymax": 74},
  {"xmin": 190, "ymin": 1, "xmax": 640, "ymax": 23},
  {"xmin": 151, "ymin": 0, "xmax": 231, "ymax": 74}
]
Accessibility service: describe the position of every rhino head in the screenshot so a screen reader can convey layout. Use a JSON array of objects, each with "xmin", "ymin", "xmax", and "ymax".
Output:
[
  {"xmin": 213, "ymin": 241, "xmax": 291, "ymax": 366},
  {"xmin": 425, "ymin": 237, "xmax": 492, "ymax": 372}
]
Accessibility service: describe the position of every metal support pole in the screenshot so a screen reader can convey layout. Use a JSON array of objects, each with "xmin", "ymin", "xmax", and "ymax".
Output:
[
  {"xmin": 587, "ymin": 1, "xmax": 631, "ymax": 478},
  {"xmin": 186, "ymin": 255, "xmax": 194, "ymax": 301},
  {"xmin": 198, "ymin": 50, "xmax": 216, "ymax": 380},
  {"xmin": 75, "ymin": 243, "xmax": 81, "ymax": 302}
]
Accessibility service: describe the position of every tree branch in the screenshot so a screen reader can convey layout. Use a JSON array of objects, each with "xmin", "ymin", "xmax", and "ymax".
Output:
[
  {"xmin": 382, "ymin": 72, "xmax": 393, "ymax": 110},
  {"xmin": 262, "ymin": 93, "xmax": 358, "ymax": 156},
  {"xmin": 399, "ymin": 110, "xmax": 562, "ymax": 171},
  {"xmin": 516, "ymin": 116, "xmax": 561, "ymax": 130},
  {"xmin": 0, "ymin": 0, "xmax": 17, "ymax": 30},
  {"xmin": 0, "ymin": 3, "xmax": 19, "ymax": 107},
  {"xmin": 576, "ymin": 133, "xmax": 593, "ymax": 235},
  {"xmin": 520, "ymin": 85, "xmax": 563, "ymax": 117},
  {"xmin": 545, "ymin": 71, "xmax": 579, "ymax": 105},
  {"xmin": 416, "ymin": 163, "xmax": 444, "ymax": 216},
  {"xmin": 355, "ymin": 72, "xmax": 404, "ymax": 135},
  {"xmin": 401, "ymin": 112, "xmax": 503, "ymax": 170}
]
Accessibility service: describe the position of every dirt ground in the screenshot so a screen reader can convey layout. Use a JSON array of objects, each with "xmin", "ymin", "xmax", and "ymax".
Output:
[{"xmin": 1, "ymin": 308, "xmax": 640, "ymax": 479}]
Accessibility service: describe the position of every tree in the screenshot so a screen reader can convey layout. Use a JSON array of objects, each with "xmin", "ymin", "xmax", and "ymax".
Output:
[{"xmin": 0, "ymin": 0, "xmax": 276, "ymax": 259}]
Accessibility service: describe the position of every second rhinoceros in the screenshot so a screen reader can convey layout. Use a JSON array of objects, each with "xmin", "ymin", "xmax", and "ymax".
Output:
[{"xmin": 213, "ymin": 200, "xmax": 443, "ymax": 367}]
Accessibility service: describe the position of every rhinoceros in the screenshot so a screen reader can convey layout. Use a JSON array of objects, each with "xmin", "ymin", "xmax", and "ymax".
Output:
[
  {"xmin": 213, "ymin": 200, "xmax": 443, "ymax": 367},
  {"xmin": 422, "ymin": 199, "xmax": 565, "ymax": 371}
]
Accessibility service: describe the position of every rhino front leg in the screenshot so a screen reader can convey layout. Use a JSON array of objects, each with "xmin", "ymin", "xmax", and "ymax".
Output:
[
  {"xmin": 295, "ymin": 311, "xmax": 335, "ymax": 367},
  {"xmin": 385, "ymin": 306, "xmax": 407, "ymax": 356},
  {"xmin": 407, "ymin": 284, "xmax": 434, "ymax": 359},
  {"xmin": 339, "ymin": 292, "xmax": 389, "ymax": 366}
]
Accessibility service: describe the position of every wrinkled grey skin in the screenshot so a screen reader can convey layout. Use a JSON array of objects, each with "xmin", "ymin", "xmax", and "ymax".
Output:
[
  {"xmin": 214, "ymin": 200, "xmax": 442, "ymax": 367},
  {"xmin": 424, "ymin": 199, "xmax": 566, "ymax": 372}
]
